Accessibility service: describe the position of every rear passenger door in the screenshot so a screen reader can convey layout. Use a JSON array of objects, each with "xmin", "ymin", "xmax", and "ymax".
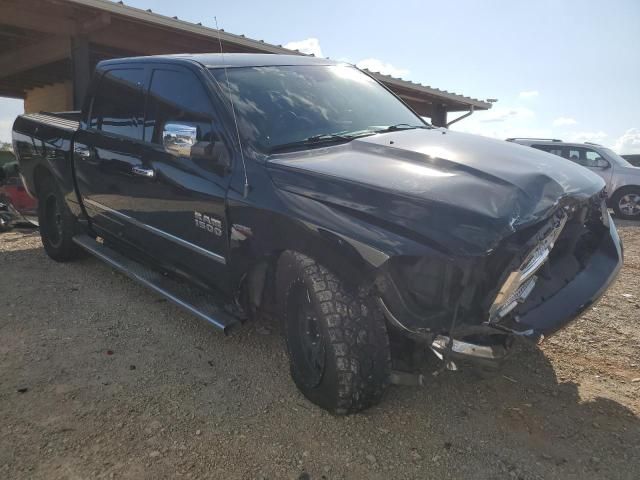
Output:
[
  {"xmin": 74, "ymin": 67, "xmax": 148, "ymax": 239},
  {"xmin": 124, "ymin": 65, "xmax": 233, "ymax": 290}
]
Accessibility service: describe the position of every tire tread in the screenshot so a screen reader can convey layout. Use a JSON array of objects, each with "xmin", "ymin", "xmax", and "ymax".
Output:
[{"xmin": 280, "ymin": 251, "xmax": 391, "ymax": 415}]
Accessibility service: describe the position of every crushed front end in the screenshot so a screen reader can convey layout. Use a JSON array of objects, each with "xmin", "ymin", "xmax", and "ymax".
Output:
[{"xmin": 376, "ymin": 191, "xmax": 623, "ymax": 370}]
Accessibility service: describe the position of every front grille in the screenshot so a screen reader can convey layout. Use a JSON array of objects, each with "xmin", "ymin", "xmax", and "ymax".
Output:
[
  {"xmin": 509, "ymin": 196, "xmax": 607, "ymax": 319},
  {"xmin": 488, "ymin": 209, "xmax": 568, "ymax": 321}
]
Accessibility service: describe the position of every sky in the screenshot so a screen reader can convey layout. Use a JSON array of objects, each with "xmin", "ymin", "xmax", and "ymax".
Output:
[{"xmin": 1, "ymin": 0, "xmax": 639, "ymax": 153}]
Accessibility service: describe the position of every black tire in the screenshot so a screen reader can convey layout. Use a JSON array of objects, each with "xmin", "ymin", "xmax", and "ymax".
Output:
[
  {"xmin": 37, "ymin": 176, "xmax": 82, "ymax": 261},
  {"xmin": 612, "ymin": 187, "xmax": 640, "ymax": 220},
  {"xmin": 277, "ymin": 251, "xmax": 391, "ymax": 415}
]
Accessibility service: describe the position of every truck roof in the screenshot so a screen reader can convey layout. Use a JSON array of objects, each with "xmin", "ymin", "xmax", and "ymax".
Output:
[{"xmin": 98, "ymin": 53, "xmax": 341, "ymax": 69}]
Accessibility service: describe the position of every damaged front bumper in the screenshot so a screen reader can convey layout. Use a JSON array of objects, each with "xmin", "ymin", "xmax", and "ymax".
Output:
[
  {"xmin": 499, "ymin": 216, "xmax": 622, "ymax": 340},
  {"xmin": 380, "ymin": 208, "xmax": 623, "ymax": 370}
]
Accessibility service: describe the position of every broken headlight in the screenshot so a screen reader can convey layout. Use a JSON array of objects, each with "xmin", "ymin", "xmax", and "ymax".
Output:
[{"xmin": 489, "ymin": 209, "xmax": 568, "ymax": 321}]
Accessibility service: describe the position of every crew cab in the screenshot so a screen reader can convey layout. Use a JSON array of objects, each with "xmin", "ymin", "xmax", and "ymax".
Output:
[{"xmin": 12, "ymin": 54, "xmax": 622, "ymax": 414}]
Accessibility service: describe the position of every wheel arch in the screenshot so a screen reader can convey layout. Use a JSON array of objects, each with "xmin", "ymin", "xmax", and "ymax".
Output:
[
  {"xmin": 234, "ymin": 225, "xmax": 387, "ymax": 317},
  {"xmin": 610, "ymin": 184, "xmax": 640, "ymax": 200},
  {"xmin": 32, "ymin": 164, "xmax": 56, "ymax": 198}
]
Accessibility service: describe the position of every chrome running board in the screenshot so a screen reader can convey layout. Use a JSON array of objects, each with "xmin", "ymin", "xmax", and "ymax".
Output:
[{"xmin": 73, "ymin": 234, "xmax": 240, "ymax": 333}]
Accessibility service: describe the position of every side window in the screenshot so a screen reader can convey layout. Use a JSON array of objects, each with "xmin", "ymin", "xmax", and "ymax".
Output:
[
  {"xmin": 89, "ymin": 68, "xmax": 145, "ymax": 140},
  {"xmin": 564, "ymin": 147, "xmax": 604, "ymax": 168},
  {"xmin": 532, "ymin": 145, "xmax": 563, "ymax": 157},
  {"xmin": 566, "ymin": 148, "xmax": 583, "ymax": 165},
  {"xmin": 145, "ymin": 68, "xmax": 216, "ymax": 145},
  {"xmin": 584, "ymin": 149, "xmax": 607, "ymax": 168}
]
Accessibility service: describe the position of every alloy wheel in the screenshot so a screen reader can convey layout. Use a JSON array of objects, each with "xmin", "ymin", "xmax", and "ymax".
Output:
[{"xmin": 618, "ymin": 193, "xmax": 640, "ymax": 217}]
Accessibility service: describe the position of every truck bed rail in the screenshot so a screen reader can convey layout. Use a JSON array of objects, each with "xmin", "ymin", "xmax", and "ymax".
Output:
[{"xmin": 22, "ymin": 112, "xmax": 80, "ymax": 131}]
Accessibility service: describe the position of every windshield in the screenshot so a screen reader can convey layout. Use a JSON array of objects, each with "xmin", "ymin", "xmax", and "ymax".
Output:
[
  {"xmin": 209, "ymin": 65, "xmax": 428, "ymax": 153},
  {"xmin": 601, "ymin": 147, "xmax": 634, "ymax": 167}
]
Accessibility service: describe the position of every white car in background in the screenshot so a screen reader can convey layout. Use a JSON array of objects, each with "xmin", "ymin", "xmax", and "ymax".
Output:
[{"xmin": 508, "ymin": 138, "xmax": 640, "ymax": 220}]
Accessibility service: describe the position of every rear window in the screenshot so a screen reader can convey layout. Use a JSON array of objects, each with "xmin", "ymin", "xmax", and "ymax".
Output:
[{"xmin": 89, "ymin": 68, "xmax": 146, "ymax": 140}]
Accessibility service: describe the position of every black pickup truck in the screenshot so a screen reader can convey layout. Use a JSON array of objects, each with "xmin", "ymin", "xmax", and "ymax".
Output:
[{"xmin": 12, "ymin": 54, "xmax": 622, "ymax": 414}]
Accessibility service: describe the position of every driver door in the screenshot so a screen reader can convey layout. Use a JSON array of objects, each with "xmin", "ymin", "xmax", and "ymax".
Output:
[{"xmin": 123, "ymin": 65, "xmax": 233, "ymax": 291}]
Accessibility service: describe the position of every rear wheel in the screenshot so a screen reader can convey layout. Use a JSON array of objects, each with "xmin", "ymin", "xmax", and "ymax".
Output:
[
  {"xmin": 37, "ymin": 176, "xmax": 81, "ymax": 261},
  {"xmin": 612, "ymin": 187, "xmax": 640, "ymax": 220},
  {"xmin": 277, "ymin": 251, "xmax": 391, "ymax": 415}
]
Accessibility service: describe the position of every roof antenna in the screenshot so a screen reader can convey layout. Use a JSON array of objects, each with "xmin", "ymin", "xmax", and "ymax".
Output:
[{"xmin": 214, "ymin": 16, "xmax": 250, "ymax": 198}]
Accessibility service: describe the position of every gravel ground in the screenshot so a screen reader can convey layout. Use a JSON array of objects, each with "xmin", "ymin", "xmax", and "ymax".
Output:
[{"xmin": 1, "ymin": 221, "xmax": 639, "ymax": 480}]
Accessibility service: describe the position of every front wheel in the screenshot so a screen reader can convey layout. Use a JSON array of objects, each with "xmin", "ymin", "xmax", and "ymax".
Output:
[
  {"xmin": 612, "ymin": 187, "xmax": 640, "ymax": 220},
  {"xmin": 277, "ymin": 251, "xmax": 391, "ymax": 415}
]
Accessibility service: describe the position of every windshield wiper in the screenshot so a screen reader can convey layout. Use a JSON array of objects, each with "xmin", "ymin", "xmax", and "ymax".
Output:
[
  {"xmin": 268, "ymin": 131, "xmax": 371, "ymax": 154},
  {"xmin": 372, "ymin": 123, "xmax": 430, "ymax": 133}
]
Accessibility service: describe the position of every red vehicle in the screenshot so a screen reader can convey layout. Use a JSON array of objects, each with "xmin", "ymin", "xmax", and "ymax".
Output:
[{"xmin": 0, "ymin": 161, "xmax": 37, "ymax": 231}]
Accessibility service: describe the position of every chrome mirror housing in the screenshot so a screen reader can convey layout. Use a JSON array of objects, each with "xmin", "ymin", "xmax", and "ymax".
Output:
[{"xmin": 163, "ymin": 123, "xmax": 197, "ymax": 157}]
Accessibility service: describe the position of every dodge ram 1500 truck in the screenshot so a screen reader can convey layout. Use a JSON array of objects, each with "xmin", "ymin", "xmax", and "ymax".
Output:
[{"xmin": 12, "ymin": 54, "xmax": 623, "ymax": 414}]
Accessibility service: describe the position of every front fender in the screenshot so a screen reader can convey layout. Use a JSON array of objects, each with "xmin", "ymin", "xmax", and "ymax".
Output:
[{"xmin": 225, "ymin": 182, "xmax": 451, "ymax": 293}]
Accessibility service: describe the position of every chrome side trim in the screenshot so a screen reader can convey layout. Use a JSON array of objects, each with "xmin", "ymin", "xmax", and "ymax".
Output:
[
  {"xmin": 72, "ymin": 234, "xmax": 235, "ymax": 332},
  {"xmin": 83, "ymin": 198, "xmax": 226, "ymax": 265},
  {"xmin": 431, "ymin": 335, "xmax": 509, "ymax": 361},
  {"xmin": 377, "ymin": 297, "xmax": 430, "ymax": 340}
]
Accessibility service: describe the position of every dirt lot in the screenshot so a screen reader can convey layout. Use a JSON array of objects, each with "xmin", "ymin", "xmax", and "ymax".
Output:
[{"xmin": 1, "ymin": 222, "xmax": 639, "ymax": 480}]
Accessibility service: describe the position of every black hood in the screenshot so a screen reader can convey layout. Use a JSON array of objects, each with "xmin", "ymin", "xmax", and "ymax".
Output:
[{"xmin": 267, "ymin": 129, "xmax": 605, "ymax": 256}]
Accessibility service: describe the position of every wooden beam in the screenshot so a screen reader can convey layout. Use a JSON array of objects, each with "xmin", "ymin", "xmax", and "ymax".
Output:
[
  {"xmin": 88, "ymin": 24, "xmax": 208, "ymax": 56},
  {"xmin": 0, "ymin": 4, "xmax": 77, "ymax": 36},
  {"xmin": 0, "ymin": 88, "xmax": 25, "ymax": 99},
  {"xmin": 79, "ymin": 12, "xmax": 111, "ymax": 35},
  {"xmin": 0, "ymin": 36, "xmax": 71, "ymax": 79}
]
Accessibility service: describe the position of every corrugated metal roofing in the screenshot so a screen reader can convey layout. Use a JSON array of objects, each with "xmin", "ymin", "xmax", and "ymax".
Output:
[{"xmin": 64, "ymin": 0, "xmax": 492, "ymax": 110}]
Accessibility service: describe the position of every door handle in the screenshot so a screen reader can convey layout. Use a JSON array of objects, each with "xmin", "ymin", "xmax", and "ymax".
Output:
[
  {"xmin": 132, "ymin": 166, "xmax": 155, "ymax": 178},
  {"xmin": 74, "ymin": 145, "xmax": 92, "ymax": 159}
]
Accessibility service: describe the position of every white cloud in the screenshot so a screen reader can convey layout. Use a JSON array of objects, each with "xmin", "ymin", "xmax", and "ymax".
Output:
[
  {"xmin": 356, "ymin": 58, "xmax": 410, "ymax": 78},
  {"xmin": 451, "ymin": 105, "xmax": 545, "ymax": 141},
  {"xmin": 553, "ymin": 116, "xmax": 577, "ymax": 127},
  {"xmin": 283, "ymin": 38, "xmax": 323, "ymax": 57},
  {"xmin": 477, "ymin": 106, "xmax": 535, "ymax": 123},
  {"xmin": 452, "ymin": 123, "xmax": 552, "ymax": 141},
  {"xmin": 566, "ymin": 131, "xmax": 608, "ymax": 143},
  {"xmin": 519, "ymin": 90, "xmax": 539, "ymax": 99},
  {"xmin": 613, "ymin": 128, "xmax": 640, "ymax": 154}
]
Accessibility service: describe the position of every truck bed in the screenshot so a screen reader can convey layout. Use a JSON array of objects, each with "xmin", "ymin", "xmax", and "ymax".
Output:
[{"xmin": 12, "ymin": 111, "xmax": 80, "ymax": 202}]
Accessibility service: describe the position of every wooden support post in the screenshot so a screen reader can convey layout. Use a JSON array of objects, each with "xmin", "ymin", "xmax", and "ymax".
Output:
[
  {"xmin": 71, "ymin": 35, "xmax": 91, "ymax": 110},
  {"xmin": 431, "ymin": 103, "xmax": 447, "ymax": 128}
]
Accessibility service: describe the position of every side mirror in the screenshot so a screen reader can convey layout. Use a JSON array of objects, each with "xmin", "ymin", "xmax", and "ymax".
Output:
[
  {"xmin": 191, "ymin": 141, "xmax": 231, "ymax": 168},
  {"xmin": 594, "ymin": 158, "xmax": 610, "ymax": 169},
  {"xmin": 163, "ymin": 123, "xmax": 197, "ymax": 157}
]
